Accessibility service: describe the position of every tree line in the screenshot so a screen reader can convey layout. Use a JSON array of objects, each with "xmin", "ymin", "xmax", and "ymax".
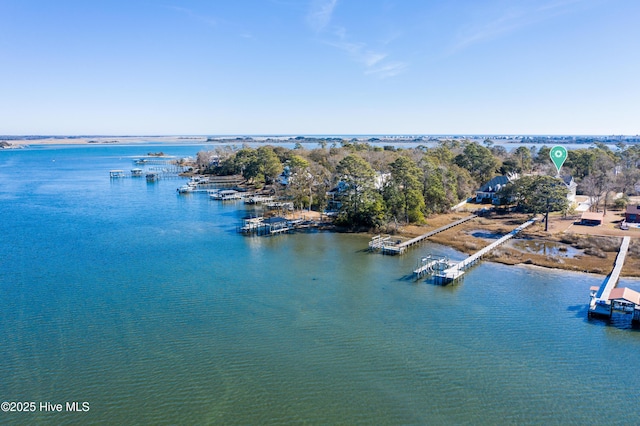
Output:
[{"xmin": 194, "ymin": 140, "xmax": 640, "ymax": 229}]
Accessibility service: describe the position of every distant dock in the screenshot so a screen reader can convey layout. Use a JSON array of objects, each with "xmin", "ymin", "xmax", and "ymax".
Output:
[
  {"xmin": 369, "ymin": 214, "xmax": 477, "ymax": 255},
  {"xmin": 237, "ymin": 215, "xmax": 321, "ymax": 236}
]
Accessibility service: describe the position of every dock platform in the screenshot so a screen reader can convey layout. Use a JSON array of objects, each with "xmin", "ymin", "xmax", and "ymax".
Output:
[
  {"xmin": 370, "ymin": 214, "xmax": 477, "ymax": 255},
  {"xmin": 413, "ymin": 255, "xmax": 452, "ymax": 278},
  {"xmin": 434, "ymin": 218, "xmax": 537, "ymax": 284},
  {"xmin": 588, "ymin": 236, "xmax": 633, "ymax": 318}
]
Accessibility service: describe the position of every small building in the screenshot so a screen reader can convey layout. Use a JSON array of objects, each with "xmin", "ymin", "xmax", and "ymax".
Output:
[
  {"xmin": 475, "ymin": 174, "xmax": 518, "ymax": 204},
  {"xmin": 580, "ymin": 211, "xmax": 604, "ymax": 226},
  {"xmin": 609, "ymin": 287, "xmax": 640, "ymax": 307},
  {"xmin": 625, "ymin": 204, "xmax": 640, "ymax": 223}
]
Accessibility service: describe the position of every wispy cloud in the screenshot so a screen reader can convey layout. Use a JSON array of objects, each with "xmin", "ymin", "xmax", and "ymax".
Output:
[
  {"xmin": 165, "ymin": 5, "xmax": 217, "ymax": 27},
  {"xmin": 365, "ymin": 62, "xmax": 408, "ymax": 78},
  {"xmin": 305, "ymin": 1, "xmax": 407, "ymax": 78},
  {"xmin": 451, "ymin": 0, "xmax": 591, "ymax": 52},
  {"xmin": 306, "ymin": 0, "xmax": 338, "ymax": 32},
  {"xmin": 323, "ymin": 27, "xmax": 407, "ymax": 78},
  {"xmin": 325, "ymin": 38, "xmax": 386, "ymax": 67}
]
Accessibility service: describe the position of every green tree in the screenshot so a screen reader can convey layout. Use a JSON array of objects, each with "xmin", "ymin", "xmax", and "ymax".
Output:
[
  {"xmin": 223, "ymin": 147, "xmax": 256, "ymax": 176},
  {"xmin": 244, "ymin": 146, "xmax": 283, "ymax": 186},
  {"xmin": 513, "ymin": 146, "xmax": 532, "ymax": 173},
  {"xmin": 420, "ymin": 156, "xmax": 448, "ymax": 214},
  {"xmin": 454, "ymin": 142, "xmax": 499, "ymax": 185},
  {"xmin": 335, "ymin": 154, "xmax": 382, "ymax": 228},
  {"xmin": 285, "ymin": 155, "xmax": 313, "ymax": 209},
  {"xmin": 534, "ymin": 145, "xmax": 551, "ymax": 165},
  {"xmin": 566, "ymin": 149, "xmax": 596, "ymax": 179},
  {"xmin": 385, "ymin": 156, "xmax": 425, "ymax": 223},
  {"xmin": 507, "ymin": 175, "xmax": 569, "ymax": 231}
]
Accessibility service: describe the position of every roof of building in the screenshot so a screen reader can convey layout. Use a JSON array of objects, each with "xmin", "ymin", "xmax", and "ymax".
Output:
[
  {"xmin": 560, "ymin": 175, "xmax": 577, "ymax": 187},
  {"xmin": 581, "ymin": 211, "xmax": 604, "ymax": 221},
  {"xmin": 477, "ymin": 175, "xmax": 510, "ymax": 193},
  {"xmin": 609, "ymin": 287, "xmax": 640, "ymax": 305},
  {"xmin": 626, "ymin": 204, "xmax": 640, "ymax": 214}
]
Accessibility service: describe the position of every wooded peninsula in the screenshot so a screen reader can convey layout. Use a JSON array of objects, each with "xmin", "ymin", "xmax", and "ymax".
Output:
[{"xmin": 191, "ymin": 139, "xmax": 640, "ymax": 276}]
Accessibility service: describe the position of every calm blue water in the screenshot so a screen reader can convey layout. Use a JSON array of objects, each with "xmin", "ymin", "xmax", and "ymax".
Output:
[{"xmin": 1, "ymin": 145, "xmax": 640, "ymax": 425}]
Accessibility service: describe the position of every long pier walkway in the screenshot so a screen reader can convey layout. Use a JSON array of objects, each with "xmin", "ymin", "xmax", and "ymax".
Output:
[
  {"xmin": 370, "ymin": 214, "xmax": 477, "ymax": 255},
  {"xmin": 589, "ymin": 236, "xmax": 631, "ymax": 317},
  {"xmin": 434, "ymin": 218, "xmax": 537, "ymax": 284}
]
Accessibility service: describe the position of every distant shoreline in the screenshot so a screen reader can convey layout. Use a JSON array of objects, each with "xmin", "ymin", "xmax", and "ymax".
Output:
[{"xmin": 2, "ymin": 134, "xmax": 639, "ymax": 147}]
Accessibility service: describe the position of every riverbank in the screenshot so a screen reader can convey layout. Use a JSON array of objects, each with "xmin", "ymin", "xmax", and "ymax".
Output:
[{"xmin": 396, "ymin": 211, "xmax": 640, "ymax": 277}]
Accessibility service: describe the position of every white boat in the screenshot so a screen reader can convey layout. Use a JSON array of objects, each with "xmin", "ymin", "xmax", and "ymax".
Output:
[
  {"xmin": 177, "ymin": 182, "xmax": 198, "ymax": 193},
  {"xmin": 131, "ymin": 168, "xmax": 144, "ymax": 177}
]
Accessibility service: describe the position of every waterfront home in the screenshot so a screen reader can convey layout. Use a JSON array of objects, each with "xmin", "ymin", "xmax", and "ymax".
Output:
[
  {"xmin": 326, "ymin": 181, "xmax": 348, "ymax": 213},
  {"xmin": 625, "ymin": 204, "xmax": 640, "ymax": 223},
  {"xmin": 278, "ymin": 166, "xmax": 291, "ymax": 185},
  {"xmin": 475, "ymin": 173, "xmax": 518, "ymax": 204}
]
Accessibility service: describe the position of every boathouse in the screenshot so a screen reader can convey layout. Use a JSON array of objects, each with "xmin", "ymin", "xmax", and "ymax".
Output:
[
  {"xmin": 589, "ymin": 286, "xmax": 640, "ymax": 322},
  {"xmin": 625, "ymin": 204, "xmax": 640, "ymax": 223},
  {"xmin": 580, "ymin": 211, "xmax": 604, "ymax": 226},
  {"xmin": 261, "ymin": 217, "xmax": 290, "ymax": 234}
]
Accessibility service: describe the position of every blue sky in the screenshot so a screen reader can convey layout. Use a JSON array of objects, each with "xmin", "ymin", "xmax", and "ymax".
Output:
[{"xmin": 1, "ymin": 0, "xmax": 638, "ymax": 135}]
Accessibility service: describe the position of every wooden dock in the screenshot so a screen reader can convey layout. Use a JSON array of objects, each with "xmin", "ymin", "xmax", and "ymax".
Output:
[
  {"xmin": 370, "ymin": 214, "xmax": 477, "ymax": 255},
  {"xmin": 413, "ymin": 255, "xmax": 452, "ymax": 278},
  {"xmin": 434, "ymin": 218, "xmax": 537, "ymax": 284},
  {"xmin": 589, "ymin": 236, "xmax": 631, "ymax": 317}
]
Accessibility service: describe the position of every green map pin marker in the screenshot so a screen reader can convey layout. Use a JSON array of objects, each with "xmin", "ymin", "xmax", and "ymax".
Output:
[{"xmin": 550, "ymin": 145, "xmax": 567, "ymax": 174}]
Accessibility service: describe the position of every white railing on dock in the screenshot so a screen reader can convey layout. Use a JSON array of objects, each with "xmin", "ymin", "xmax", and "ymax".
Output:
[
  {"xmin": 369, "ymin": 214, "xmax": 477, "ymax": 255},
  {"xmin": 413, "ymin": 255, "xmax": 452, "ymax": 278},
  {"xmin": 435, "ymin": 218, "xmax": 537, "ymax": 283},
  {"xmin": 589, "ymin": 236, "xmax": 632, "ymax": 316}
]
